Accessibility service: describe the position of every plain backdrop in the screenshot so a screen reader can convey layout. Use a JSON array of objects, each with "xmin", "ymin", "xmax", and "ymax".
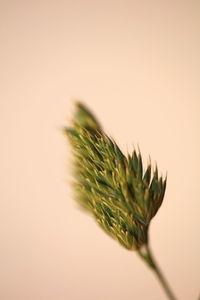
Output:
[{"xmin": 0, "ymin": 1, "xmax": 200, "ymax": 299}]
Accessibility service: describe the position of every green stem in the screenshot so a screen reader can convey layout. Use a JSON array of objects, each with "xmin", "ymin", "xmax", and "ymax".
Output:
[{"xmin": 138, "ymin": 244, "xmax": 177, "ymax": 300}]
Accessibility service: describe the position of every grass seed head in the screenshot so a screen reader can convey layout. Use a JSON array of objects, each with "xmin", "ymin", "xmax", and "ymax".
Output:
[{"xmin": 65, "ymin": 102, "xmax": 167, "ymax": 250}]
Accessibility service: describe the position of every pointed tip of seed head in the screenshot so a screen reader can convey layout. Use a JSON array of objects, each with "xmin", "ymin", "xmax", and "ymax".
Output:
[
  {"xmin": 136, "ymin": 143, "xmax": 141, "ymax": 154},
  {"xmin": 147, "ymin": 155, "xmax": 151, "ymax": 166},
  {"xmin": 72, "ymin": 98, "xmax": 82, "ymax": 106}
]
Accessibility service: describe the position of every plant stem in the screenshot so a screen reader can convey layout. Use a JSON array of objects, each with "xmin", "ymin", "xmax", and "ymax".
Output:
[{"xmin": 138, "ymin": 244, "xmax": 177, "ymax": 300}]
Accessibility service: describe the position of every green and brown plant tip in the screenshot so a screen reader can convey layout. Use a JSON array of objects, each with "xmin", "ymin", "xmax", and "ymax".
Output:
[{"xmin": 64, "ymin": 102, "xmax": 177, "ymax": 300}]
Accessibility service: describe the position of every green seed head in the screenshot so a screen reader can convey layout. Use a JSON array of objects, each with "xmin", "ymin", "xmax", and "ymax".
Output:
[{"xmin": 65, "ymin": 102, "xmax": 167, "ymax": 250}]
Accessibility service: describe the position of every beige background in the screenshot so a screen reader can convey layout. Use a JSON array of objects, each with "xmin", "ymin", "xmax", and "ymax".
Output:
[{"xmin": 0, "ymin": 1, "xmax": 200, "ymax": 299}]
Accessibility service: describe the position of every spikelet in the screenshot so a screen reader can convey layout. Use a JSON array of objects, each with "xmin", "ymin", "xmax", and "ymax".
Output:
[{"xmin": 64, "ymin": 102, "xmax": 166, "ymax": 250}]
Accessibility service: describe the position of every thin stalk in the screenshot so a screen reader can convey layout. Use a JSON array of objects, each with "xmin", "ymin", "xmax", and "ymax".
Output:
[{"xmin": 138, "ymin": 244, "xmax": 177, "ymax": 300}]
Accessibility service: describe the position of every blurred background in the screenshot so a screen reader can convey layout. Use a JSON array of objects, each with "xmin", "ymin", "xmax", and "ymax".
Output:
[{"xmin": 0, "ymin": 1, "xmax": 200, "ymax": 299}]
